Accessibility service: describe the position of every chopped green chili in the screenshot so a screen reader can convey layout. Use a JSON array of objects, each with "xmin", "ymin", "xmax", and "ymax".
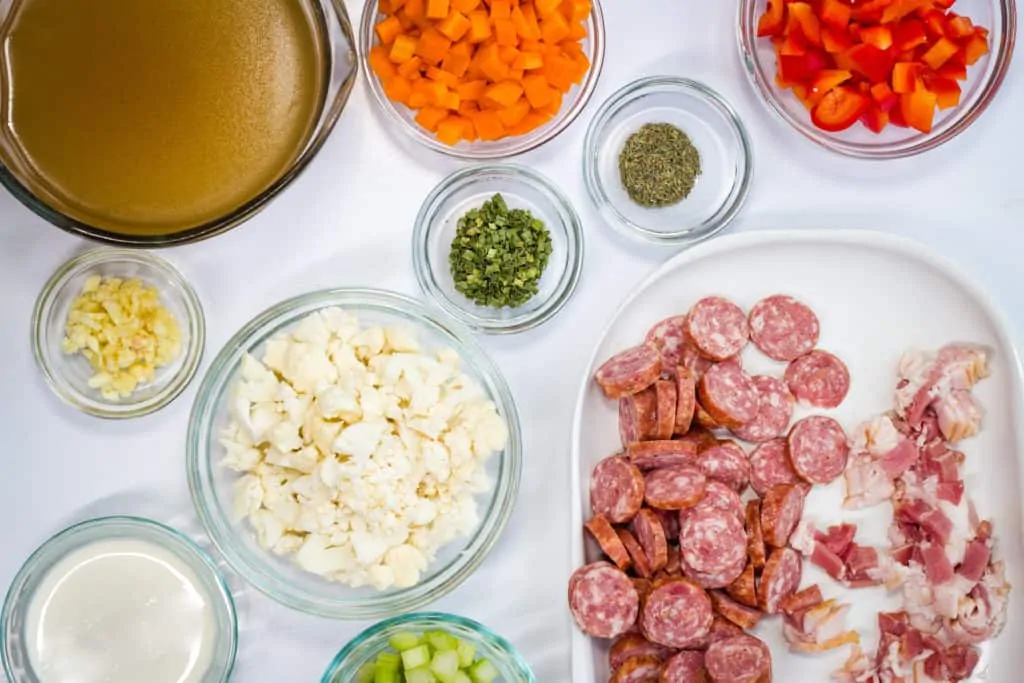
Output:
[
  {"xmin": 619, "ymin": 122, "xmax": 702, "ymax": 208},
  {"xmin": 448, "ymin": 193, "xmax": 553, "ymax": 309}
]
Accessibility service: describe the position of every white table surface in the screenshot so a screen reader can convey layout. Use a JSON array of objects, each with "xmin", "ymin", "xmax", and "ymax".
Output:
[{"xmin": 1, "ymin": 1, "xmax": 1022, "ymax": 680}]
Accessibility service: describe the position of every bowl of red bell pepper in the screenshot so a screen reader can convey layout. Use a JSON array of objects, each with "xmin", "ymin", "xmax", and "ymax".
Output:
[{"xmin": 738, "ymin": 0, "xmax": 1016, "ymax": 158}]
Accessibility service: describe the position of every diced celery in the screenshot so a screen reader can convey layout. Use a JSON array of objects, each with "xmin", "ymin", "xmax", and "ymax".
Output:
[
  {"xmin": 469, "ymin": 659, "xmax": 499, "ymax": 683},
  {"xmin": 425, "ymin": 630, "xmax": 458, "ymax": 652},
  {"xmin": 453, "ymin": 672, "xmax": 472, "ymax": 683},
  {"xmin": 456, "ymin": 640, "xmax": 476, "ymax": 668},
  {"xmin": 430, "ymin": 650, "xmax": 461, "ymax": 683},
  {"xmin": 388, "ymin": 631, "xmax": 423, "ymax": 652},
  {"xmin": 375, "ymin": 652, "xmax": 402, "ymax": 669},
  {"xmin": 373, "ymin": 663, "xmax": 401, "ymax": 683},
  {"xmin": 355, "ymin": 663, "xmax": 376, "ymax": 683},
  {"xmin": 402, "ymin": 645, "xmax": 432, "ymax": 670},
  {"xmin": 405, "ymin": 667, "xmax": 439, "ymax": 683}
]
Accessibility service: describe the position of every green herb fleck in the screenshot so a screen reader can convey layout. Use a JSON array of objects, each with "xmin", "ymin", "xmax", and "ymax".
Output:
[
  {"xmin": 448, "ymin": 193, "xmax": 553, "ymax": 309},
  {"xmin": 619, "ymin": 122, "xmax": 702, "ymax": 208}
]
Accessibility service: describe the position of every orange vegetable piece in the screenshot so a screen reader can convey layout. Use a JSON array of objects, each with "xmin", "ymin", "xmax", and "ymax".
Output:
[
  {"xmin": 498, "ymin": 45, "xmax": 520, "ymax": 64},
  {"xmin": 384, "ymin": 75, "xmax": 414, "ymax": 104},
  {"xmin": 891, "ymin": 62, "xmax": 924, "ymax": 93},
  {"xmin": 437, "ymin": 10, "xmax": 472, "ymax": 41},
  {"xmin": 397, "ymin": 56, "xmax": 425, "ymax": 79},
  {"xmin": 497, "ymin": 98, "xmax": 531, "ymax": 127},
  {"xmin": 426, "ymin": 0, "xmax": 449, "ymax": 19},
  {"xmin": 441, "ymin": 49, "xmax": 472, "ymax": 77},
  {"xmin": 440, "ymin": 89, "xmax": 461, "ymax": 110},
  {"xmin": 787, "ymin": 3, "xmax": 822, "ymax": 46},
  {"xmin": 899, "ymin": 88, "xmax": 937, "ymax": 133},
  {"xmin": 928, "ymin": 75, "xmax": 961, "ymax": 109},
  {"xmin": 484, "ymin": 80, "xmax": 524, "ymax": 107},
  {"xmin": 511, "ymin": 6, "xmax": 542, "ymax": 39},
  {"xmin": 459, "ymin": 100, "xmax": 480, "ymax": 115},
  {"xmin": 508, "ymin": 111, "xmax": 550, "ymax": 135},
  {"xmin": 427, "ymin": 66, "xmax": 460, "ymax": 88},
  {"xmin": 881, "ymin": 0, "xmax": 928, "ymax": 24},
  {"xmin": 389, "ymin": 35, "xmax": 418, "ymax": 63},
  {"xmin": 375, "ymin": 16, "xmax": 405, "ymax": 45},
  {"xmin": 541, "ymin": 53, "xmax": 576, "ymax": 91},
  {"xmin": 476, "ymin": 44, "xmax": 509, "ymax": 81},
  {"xmin": 470, "ymin": 109, "xmax": 507, "ymax": 140},
  {"xmin": 369, "ymin": 46, "xmax": 398, "ymax": 79},
  {"xmin": 963, "ymin": 33, "xmax": 989, "ymax": 65},
  {"xmin": 415, "ymin": 28, "xmax": 453, "ymax": 65},
  {"xmin": 490, "ymin": 0, "xmax": 512, "ymax": 21},
  {"xmin": 819, "ymin": 0, "xmax": 851, "ymax": 28},
  {"xmin": 566, "ymin": 0, "xmax": 592, "ymax": 23},
  {"xmin": 415, "ymin": 105, "xmax": 449, "ymax": 131},
  {"xmin": 467, "ymin": 10, "xmax": 492, "ymax": 42},
  {"xmin": 540, "ymin": 11, "xmax": 570, "ymax": 43},
  {"xmin": 404, "ymin": 0, "xmax": 426, "ymax": 18},
  {"xmin": 567, "ymin": 20, "xmax": 587, "ymax": 40},
  {"xmin": 457, "ymin": 79, "xmax": 488, "ymax": 99},
  {"xmin": 537, "ymin": 89, "xmax": 563, "ymax": 116},
  {"xmin": 451, "ymin": 0, "xmax": 480, "ymax": 12},
  {"xmin": 535, "ymin": 0, "xmax": 562, "ymax": 18},
  {"xmin": 860, "ymin": 26, "xmax": 893, "ymax": 50},
  {"xmin": 522, "ymin": 74, "xmax": 556, "ymax": 107},
  {"xmin": 436, "ymin": 116, "xmax": 469, "ymax": 145},
  {"xmin": 494, "ymin": 18, "xmax": 518, "ymax": 46},
  {"xmin": 921, "ymin": 37, "xmax": 959, "ymax": 70},
  {"xmin": 512, "ymin": 51, "xmax": 544, "ymax": 70}
]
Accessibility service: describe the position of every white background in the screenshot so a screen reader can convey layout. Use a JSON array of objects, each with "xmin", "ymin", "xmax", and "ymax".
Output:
[{"xmin": 1, "ymin": 0, "xmax": 1022, "ymax": 680}]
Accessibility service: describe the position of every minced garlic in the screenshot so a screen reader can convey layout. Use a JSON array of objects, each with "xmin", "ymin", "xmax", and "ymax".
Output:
[{"xmin": 61, "ymin": 275, "xmax": 182, "ymax": 400}]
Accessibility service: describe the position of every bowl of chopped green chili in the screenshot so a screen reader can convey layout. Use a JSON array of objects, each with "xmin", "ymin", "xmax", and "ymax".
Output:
[
  {"xmin": 412, "ymin": 164, "xmax": 584, "ymax": 335},
  {"xmin": 583, "ymin": 76, "xmax": 754, "ymax": 246}
]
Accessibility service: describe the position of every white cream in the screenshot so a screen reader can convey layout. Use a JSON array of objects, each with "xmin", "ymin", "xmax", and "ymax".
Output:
[{"xmin": 25, "ymin": 538, "xmax": 217, "ymax": 683}]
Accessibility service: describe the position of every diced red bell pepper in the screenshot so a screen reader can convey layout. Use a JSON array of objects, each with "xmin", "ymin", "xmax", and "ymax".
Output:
[
  {"xmin": 822, "ymin": 25, "xmax": 856, "ymax": 53},
  {"xmin": 820, "ymin": 0, "xmax": 852, "ymax": 28},
  {"xmin": 892, "ymin": 61, "xmax": 925, "ymax": 93},
  {"xmin": 791, "ymin": 83, "xmax": 815, "ymax": 110},
  {"xmin": 847, "ymin": 43, "xmax": 895, "ymax": 82},
  {"xmin": 945, "ymin": 14, "xmax": 975, "ymax": 39},
  {"xmin": 892, "ymin": 19, "xmax": 929, "ymax": 50},
  {"xmin": 860, "ymin": 25, "xmax": 894, "ymax": 50},
  {"xmin": 862, "ymin": 105, "xmax": 890, "ymax": 133},
  {"xmin": 881, "ymin": 0, "xmax": 929, "ymax": 23},
  {"xmin": 758, "ymin": 0, "xmax": 787, "ymax": 37},
  {"xmin": 788, "ymin": 3, "xmax": 823, "ymax": 46},
  {"xmin": 889, "ymin": 100, "xmax": 909, "ymax": 127},
  {"xmin": 937, "ymin": 62, "xmax": 968, "ymax": 80},
  {"xmin": 779, "ymin": 48, "xmax": 832, "ymax": 84},
  {"xmin": 808, "ymin": 69, "xmax": 853, "ymax": 104},
  {"xmin": 811, "ymin": 85, "xmax": 871, "ymax": 131},
  {"xmin": 851, "ymin": 0, "xmax": 893, "ymax": 23},
  {"xmin": 900, "ymin": 87, "xmax": 938, "ymax": 133},
  {"xmin": 921, "ymin": 9, "xmax": 948, "ymax": 38},
  {"xmin": 870, "ymin": 81, "xmax": 899, "ymax": 111},
  {"xmin": 921, "ymin": 37, "xmax": 960, "ymax": 69},
  {"xmin": 924, "ymin": 73, "xmax": 962, "ymax": 109},
  {"xmin": 963, "ymin": 32, "xmax": 989, "ymax": 65}
]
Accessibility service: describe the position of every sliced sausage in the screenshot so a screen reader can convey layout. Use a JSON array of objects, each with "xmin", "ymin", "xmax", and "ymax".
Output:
[
  {"xmin": 748, "ymin": 438, "xmax": 800, "ymax": 497},
  {"xmin": 784, "ymin": 349, "xmax": 850, "ymax": 408},
  {"xmin": 683, "ymin": 553, "xmax": 747, "ymax": 591},
  {"xmin": 695, "ymin": 442, "xmax": 750, "ymax": 493},
  {"xmin": 694, "ymin": 401, "xmax": 721, "ymax": 431},
  {"xmin": 610, "ymin": 634, "xmax": 674, "ymax": 673},
  {"xmin": 633, "ymin": 509, "xmax": 670, "ymax": 572},
  {"xmin": 709, "ymin": 590, "xmax": 764, "ymax": 630},
  {"xmin": 568, "ymin": 562, "xmax": 639, "ymax": 639},
  {"xmin": 584, "ymin": 513, "xmax": 632, "ymax": 571},
  {"xmin": 744, "ymin": 500, "xmax": 767, "ymax": 570},
  {"xmin": 645, "ymin": 467, "xmax": 707, "ymax": 510},
  {"xmin": 694, "ymin": 616, "xmax": 744, "ymax": 650},
  {"xmin": 660, "ymin": 651, "xmax": 708, "ymax": 683},
  {"xmin": 761, "ymin": 483, "xmax": 807, "ymax": 548},
  {"xmin": 725, "ymin": 562, "xmax": 758, "ymax": 608},
  {"xmin": 779, "ymin": 584, "xmax": 823, "ymax": 616},
  {"xmin": 628, "ymin": 440, "xmax": 699, "ymax": 471},
  {"xmin": 653, "ymin": 507, "xmax": 680, "ymax": 543},
  {"xmin": 640, "ymin": 579, "xmax": 714, "ymax": 649},
  {"xmin": 676, "ymin": 426, "xmax": 720, "ymax": 454},
  {"xmin": 705, "ymin": 635, "xmax": 772, "ymax": 683},
  {"xmin": 758, "ymin": 547, "xmax": 803, "ymax": 614},
  {"xmin": 685, "ymin": 297, "xmax": 749, "ymax": 361},
  {"xmin": 675, "ymin": 368, "xmax": 698, "ymax": 435},
  {"xmin": 787, "ymin": 415, "xmax": 849, "ymax": 485},
  {"xmin": 698, "ymin": 364, "xmax": 760, "ymax": 430},
  {"xmin": 646, "ymin": 315, "xmax": 690, "ymax": 379},
  {"xmin": 663, "ymin": 545, "xmax": 682, "ymax": 576},
  {"xmin": 597, "ymin": 344, "xmax": 663, "ymax": 399},
  {"xmin": 654, "ymin": 380, "xmax": 679, "ymax": 440},
  {"xmin": 621, "ymin": 387, "xmax": 658, "ymax": 446},
  {"xmin": 748, "ymin": 295, "xmax": 820, "ymax": 362},
  {"xmin": 731, "ymin": 376, "xmax": 794, "ymax": 443},
  {"xmin": 591, "ymin": 456, "xmax": 645, "ymax": 523},
  {"xmin": 619, "ymin": 528, "xmax": 653, "ymax": 578},
  {"xmin": 684, "ymin": 480, "xmax": 745, "ymax": 522},
  {"xmin": 680, "ymin": 507, "xmax": 747, "ymax": 579},
  {"xmin": 612, "ymin": 655, "xmax": 664, "ymax": 683}
]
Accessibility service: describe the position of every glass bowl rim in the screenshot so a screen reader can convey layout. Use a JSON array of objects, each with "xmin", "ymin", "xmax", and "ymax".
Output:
[
  {"xmin": 1, "ymin": 514, "xmax": 239, "ymax": 683},
  {"xmin": 582, "ymin": 74, "xmax": 755, "ymax": 245},
  {"xmin": 735, "ymin": 0, "xmax": 1018, "ymax": 159},
  {"xmin": 186, "ymin": 287, "xmax": 523, "ymax": 619},
  {"xmin": 30, "ymin": 247, "xmax": 206, "ymax": 419},
  {"xmin": 319, "ymin": 611, "xmax": 537, "ymax": 682},
  {"xmin": 0, "ymin": 0, "xmax": 358, "ymax": 247},
  {"xmin": 412, "ymin": 163, "xmax": 585, "ymax": 334},
  {"xmin": 357, "ymin": 0, "xmax": 607, "ymax": 160}
]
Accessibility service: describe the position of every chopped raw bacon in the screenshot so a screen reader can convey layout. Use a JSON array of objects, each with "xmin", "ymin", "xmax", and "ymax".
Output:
[
  {"xmin": 958, "ymin": 538, "xmax": 991, "ymax": 583},
  {"xmin": 920, "ymin": 542, "xmax": 955, "ymax": 585},
  {"xmin": 944, "ymin": 643, "xmax": 981, "ymax": 679},
  {"xmin": 879, "ymin": 438, "xmax": 920, "ymax": 478},
  {"xmin": 895, "ymin": 345, "xmax": 988, "ymax": 431},
  {"xmin": 783, "ymin": 599, "xmax": 859, "ymax": 654},
  {"xmin": 780, "ymin": 584, "xmax": 823, "ymax": 616},
  {"xmin": 810, "ymin": 541, "xmax": 847, "ymax": 582},
  {"xmin": 934, "ymin": 389, "xmax": 983, "ymax": 443},
  {"xmin": 816, "ymin": 523, "xmax": 857, "ymax": 557},
  {"xmin": 936, "ymin": 480, "xmax": 965, "ymax": 505},
  {"xmin": 844, "ymin": 545, "xmax": 883, "ymax": 586}
]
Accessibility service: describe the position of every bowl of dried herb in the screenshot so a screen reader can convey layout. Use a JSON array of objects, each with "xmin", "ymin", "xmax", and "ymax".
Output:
[
  {"xmin": 412, "ymin": 164, "xmax": 584, "ymax": 335},
  {"xmin": 583, "ymin": 76, "xmax": 754, "ymax": 246}
]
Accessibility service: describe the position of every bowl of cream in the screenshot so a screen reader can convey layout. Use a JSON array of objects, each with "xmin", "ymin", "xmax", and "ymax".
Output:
[{"xmin": 1, "ymin": 516, "xmax": 237, "ymax": 683}]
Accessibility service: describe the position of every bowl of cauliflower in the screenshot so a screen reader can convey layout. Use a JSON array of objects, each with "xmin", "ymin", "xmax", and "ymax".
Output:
[{"xmin": 186, "ymin": 288, "xmax": 521, "ymax": 619}]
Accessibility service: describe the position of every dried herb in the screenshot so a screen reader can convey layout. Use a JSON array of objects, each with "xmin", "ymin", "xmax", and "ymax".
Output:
[
  {"xmin": 449, "ymin": 193, "xmax": 553, "ymax": 309},
  {"xmin": 618, "ymin": 122, "xmax": 702, "ymax": 208}
]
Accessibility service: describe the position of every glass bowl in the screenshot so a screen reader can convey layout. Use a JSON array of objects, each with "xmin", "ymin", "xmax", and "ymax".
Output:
[
  {"xmin": 413, "ymin": 164, "xmax": 583, "ymax": 334},
  {"xmin": 1, "ymin": 516, "xmax": 238, "ymax": 683},
  {"xmin": 583, "ymin": 76, "xmax": 754, "ymax": 246},
  {"xmin": 31, "ymin": 248, "xmax": 206, "ymax": 419},
  {"xmin": 320, "ymin": 612, "xmax": 535, "ymax": 682},
  {"xmin": 738, "ymin": 0, "xmax": 1016, "ymax": 158},
  {"xmin": 0, "ymin": 0, "xmax": 357, "ymax": 246},
  {"xmin": 186, "ymin": 288, "xmax": 522, "ymax": 619},
  {"xmin": 358, "ymin": 0, "xmax": 606, "ymax": 159}
]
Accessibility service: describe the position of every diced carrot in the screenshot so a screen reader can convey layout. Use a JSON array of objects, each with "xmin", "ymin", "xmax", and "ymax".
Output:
[
  {"xmin": 426, "ymin": 0, "xmax": 449, "ymax": 19},
  {"xmin": 540, "ymin": 11, "xmax": 570, "ymax": 43},
  {"xmin": 439, "ymin": 89, "xmax": 461, "ymax": 110},
  {"xmin": 484, "ymin": 80, "xmax": 524, "ymax": 107},
  {"xmin": 507, "ymin": 111, "xmax": 550, "ymax": 135},
  {"xmin": 535, "ymin": 0, "xmax": 562, "ymax": 18},
  {"xmin": 451, "ymin": 0, "xmax": 480, "ymax": 12},
  {"xmin": 441, "ymin": 49, "xmax": 472, "ymax": 77},
  {"xmin": 427, "ymin": 66, "xmax": 461, "ymax": 88},
  {"xmin": 519, "ymin": 39, "xmax": 544, "ymax": 53},
  {"xmin": 510, "ymin": 6, "xmax": 541, "ymax": 39},
  {"xmin": 522, "ymin": 74, "xmax": 556, "ymax": 107},
  {"xmin": 437, "ymin": 10, "xmax": 472, "ymax": 40},
  {"xmin": 369, "ymin": 46, "xmax": 398, "ymax": 79},
  {"xmin": 404, "ymin": 0, "xmax": 425, "ymax": 18},
  {"xmin": 457, "ymin": 79, "xmax": 488, "ymax": 99},
  {"xmin": 389, "ymin": 34, "xmax": 418, "ymax": 62},
  {"xmin": 415, "ymin": 28, "xmax": 453, "ymax": 64},
  {"xmin": 415, "ymin": 105, "xmax": 449, "ymax": 130},
  {"xmin": 512, "ymin": 51, "xmax": 544, "ymax": 70},
  {"xmin": 566, "ymin": 0, "xmax": 591, "ymax": 23},
  {"xmin": 470, "ymin": 109, "xmax": 507, "ymax": 140},
  {"xmin": 497, "ymin": 98, "xmax": 531, "ymax": 127},
  {"xmin": 498, "ymin": 45, "xmax": 520, "ymax": 64},
  {"xmin": 476, "ymin": 43, "xmax": 509, "ymax": 80},
  {"xmin": 436, "ymin": 116, "xmax": 468, "ymax": 145},
  {"xmin": 458, "ymin": 100, "xmax": 480, "ymax": 115},
  {"xmin": 537, "ymin": 89, "xmax": 563, "ymax": 116},
  {"xmin": 383, "ymin": 75, "xmax": 413, "ymax": 104},
  {"xmin": 375, "ymin": 16, "xmax": 405, "ymax": 45},
  {"xmin": 397, "ymin": 56, "xmax": 425, "ymax": 79},
  {"xmin": 467, "ymin": 10, "xmax": 492, "ymax": 41},
  {"xmin": 412, "ymin": 77, "xmax": 448, "ymax": 104},
  {"xmin": 490, "ymin": 0, "xmax": 512, "ymax": 21},
  {"xmin": 494, "ymin": 18, "xmax": 518, "ymax": 46},
  {"xmin": 540, "ymin": 53, "xmax": 576, "ymax": 91},
  {"xmin": 567, "ymin": 20, "xmax": 587, "ymax": 40}
]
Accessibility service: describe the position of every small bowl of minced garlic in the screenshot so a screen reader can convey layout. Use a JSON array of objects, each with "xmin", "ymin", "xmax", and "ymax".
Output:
[{"xmin": 31, "ymin": 248, "xmax": 205, "ymax": 418}]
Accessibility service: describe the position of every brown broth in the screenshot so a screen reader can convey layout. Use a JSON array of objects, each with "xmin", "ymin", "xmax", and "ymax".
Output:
[{"xmin": 0, "ymin": 0, "xmax": 327, "ymax": 235}]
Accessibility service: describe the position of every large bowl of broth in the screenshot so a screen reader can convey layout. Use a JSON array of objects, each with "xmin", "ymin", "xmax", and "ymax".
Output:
[{"xmin": 0, "ymin": 0, "xmax": 357, "ymax": 246}]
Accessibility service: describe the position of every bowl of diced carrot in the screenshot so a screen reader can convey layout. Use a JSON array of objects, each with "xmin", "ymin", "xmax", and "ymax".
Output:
[
  {"xmin": 361, "ymin": 0, "xmax": 605, "ymax": 158},
  {"xmin": 737, "ymin": 0, "xmax": 1016, "ymax": 159}
]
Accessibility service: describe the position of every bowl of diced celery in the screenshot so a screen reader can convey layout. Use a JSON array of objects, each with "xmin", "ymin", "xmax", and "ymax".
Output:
[{"xmin": 320, "ymin": 612, "xmax": 535, "ymax": 683}]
